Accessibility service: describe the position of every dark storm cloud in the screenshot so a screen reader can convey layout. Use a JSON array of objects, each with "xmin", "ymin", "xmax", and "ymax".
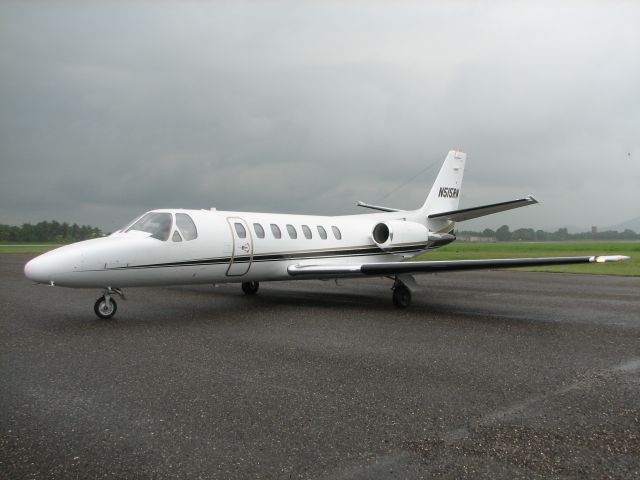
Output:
[{"xmin": 1, "ymin": 2, "xmax": 639, "ymax": 232}]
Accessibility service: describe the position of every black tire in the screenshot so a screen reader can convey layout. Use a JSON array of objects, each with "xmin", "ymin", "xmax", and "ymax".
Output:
[
  {"xmin": 241, "ymin": 281, "xmax": 260, "ymax": 295},
  {"xmin": 392, "ymin": 285, "xmax": 412, "ymax": 308},
  {"xmin": 94, "ymin": 296, "xmax": 117, "ymax": 319}
]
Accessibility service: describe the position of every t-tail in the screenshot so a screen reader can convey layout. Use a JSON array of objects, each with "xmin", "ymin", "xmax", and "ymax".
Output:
[
  {"xmin": 420, "ymin": 149, "xmax": 538, "ymax": 233},
  {"xmin": 421, "ymin": 150, "xmax": 466, "ymax": 234}
]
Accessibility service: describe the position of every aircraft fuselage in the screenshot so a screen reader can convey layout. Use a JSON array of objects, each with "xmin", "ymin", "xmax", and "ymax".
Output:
[{"xmin": 24, "ymin": 208, "xmax": 451, "ymax": 289}]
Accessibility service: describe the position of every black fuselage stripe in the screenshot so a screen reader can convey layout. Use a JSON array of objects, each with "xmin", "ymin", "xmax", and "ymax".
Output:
[{"xmin": 99, "ymin": 243, "xmax": 429, "ymax": 271}]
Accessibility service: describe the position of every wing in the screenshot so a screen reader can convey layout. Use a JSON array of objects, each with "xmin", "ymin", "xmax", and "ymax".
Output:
[
  {"xmin": 428, "ymin": 196, "xmax": 538, "ymax": 222},
  {"xmin": 287, "ymin": 255, "xmax": 629, "ymax": 277}
]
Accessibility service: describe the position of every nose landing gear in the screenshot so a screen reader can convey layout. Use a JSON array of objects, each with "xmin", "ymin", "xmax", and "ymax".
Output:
[{"xmin": 94, "ymin": 288, "xmax": 125, "ymax": 319}]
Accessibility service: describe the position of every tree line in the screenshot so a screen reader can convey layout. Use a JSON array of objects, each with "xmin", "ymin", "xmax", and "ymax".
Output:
[
  {"xmin": 1, "ymin": 221, "xmax": 638, "ymax": 243},
  {"xmin": 0, "ymin": 221, "xmax": 103, "ymax": 243},
  {"xmin": 459, "ymin": 225, "xmax": 640, "ymax": 242}
]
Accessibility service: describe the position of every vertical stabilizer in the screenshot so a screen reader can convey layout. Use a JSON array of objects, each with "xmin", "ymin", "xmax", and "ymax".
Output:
[{"xmin": 421, "ymin": 150, "xmax": 466, "ymax": 216}]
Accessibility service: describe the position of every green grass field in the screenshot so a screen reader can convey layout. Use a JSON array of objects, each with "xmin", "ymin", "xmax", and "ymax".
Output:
[
  {"xmin": 2, "ymin": 241, "xmax": 638, "ymax": 276},
  {"xmin": 413, "ymin": 241, "xmax": 639, "ymax": 276},
  {"xmin": 0, "ymin": 244, "xmax": 61, "ymax": 254}
]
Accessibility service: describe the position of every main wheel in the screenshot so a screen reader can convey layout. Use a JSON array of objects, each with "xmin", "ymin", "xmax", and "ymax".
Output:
[
  {"xmin": 392, "ymin": 285, "xmax": 412, "ymax": 308},
  {"xmin": 94, "ymin": 296, "xmax": 117, "ymax": 319},
  {"xmin": 241, "ymin": 281, "xmax": 260, "ymax": 295}
]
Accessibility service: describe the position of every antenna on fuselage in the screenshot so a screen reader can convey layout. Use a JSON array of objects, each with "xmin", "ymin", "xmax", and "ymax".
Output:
[{"xmin": 374, "ymin": 156, "xmax": 443, "ymax": 204}]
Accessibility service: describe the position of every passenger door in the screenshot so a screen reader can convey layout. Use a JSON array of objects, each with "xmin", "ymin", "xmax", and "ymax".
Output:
[{"xmin": 226, "ymin": 217, "xmax": 253, "ymax": 276}]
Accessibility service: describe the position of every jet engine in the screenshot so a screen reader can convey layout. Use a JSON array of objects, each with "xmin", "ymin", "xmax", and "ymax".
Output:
[{"xmin": 371, "ymin": 220, "xmax": 430, "ymax": 250}]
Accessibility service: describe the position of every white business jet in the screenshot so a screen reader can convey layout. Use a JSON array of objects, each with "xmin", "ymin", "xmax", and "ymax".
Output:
[{"xmin": 24, "ymin": 150, "xmax": 628, "ymax": 319}]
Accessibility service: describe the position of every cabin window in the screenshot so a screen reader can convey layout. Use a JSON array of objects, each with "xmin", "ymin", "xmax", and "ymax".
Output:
[
  {"xmin": 286, "ymin": 224, "xmax": 298, "ymax": 239},
  {"xmin": 176, "ymin": 213, "xmax": 198, "ymax": 241},
  {"xmin": 126, "ymin": 212, "xmax": 173, "ymax": 241},
  {"xmin": 270, "ymin": 224, "xmax": 282, "ymax": 239},
  {"xmin": 253, "ymin": 223, "xmax": 265, "ymax": 239},
  {"xmin": 234, "ymin": 222, "xmax": 247, "ymax": 238},
  {"xmin": 302, "ymin": 225, "xmax": 312, "ymax": 239},
  {"xmin": 172, "ymin": 231, "xmax": 183, "ymax": 242},
  {"xmin": 331, "ymin": 226, "xmax": 342, "ymax": 240},
  {"xmin": 317, "ymin": 225, "xmax": 327, "ymax": 239}
]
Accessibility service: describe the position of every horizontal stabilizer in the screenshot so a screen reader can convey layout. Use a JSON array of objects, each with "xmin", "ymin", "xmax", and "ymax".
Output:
[
  {"xmin": 287, "ymin": 255, "xmax": 629, "ymax": 277},
  {"xmin": 428, "ymin": 195, "xmax": 538, "ymax": 222},
  {"xmin": 357, "ymin": 201, "xmax": 401, "ymax": 212}
]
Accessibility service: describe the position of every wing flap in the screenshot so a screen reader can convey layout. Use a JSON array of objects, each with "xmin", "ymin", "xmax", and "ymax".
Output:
[
  {"xmin": 428, "ymin": 196, "xmax": 538, "ymax": 222},
  {"xmin": 362, "ymin": 256, "xmax": 593, "ymax": 275},
  {"xmin": 287, "ymin": 255, "xmax": 629, "ymax": 277}
]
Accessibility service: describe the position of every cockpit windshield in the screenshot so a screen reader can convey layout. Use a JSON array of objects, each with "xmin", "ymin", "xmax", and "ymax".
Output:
[{"xmin": 125, "ymin": 212, "xmax": 173, "ymax": 241}]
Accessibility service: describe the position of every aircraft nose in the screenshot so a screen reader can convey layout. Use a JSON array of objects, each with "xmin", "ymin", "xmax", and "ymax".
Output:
[
  {"xmin": 24, "ymin": 247, "xmax": 82, "ymax": 285},
  {"xmin": 24, "ymin": 256, "xmax": 51, "ymax": 284}
]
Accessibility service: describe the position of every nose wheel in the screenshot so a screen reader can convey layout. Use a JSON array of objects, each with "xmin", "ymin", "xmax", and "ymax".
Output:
[
  {"xmin": 93, "ymin": 288, "xmax": 125, "ymax": 319},
  {"xmin": 94, "ymin": 296, "xmax": 117, "ymax": 319}
]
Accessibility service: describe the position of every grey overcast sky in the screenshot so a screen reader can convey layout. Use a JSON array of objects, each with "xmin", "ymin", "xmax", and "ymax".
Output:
[{"xmin": 1, "ymin": 1, "xmax": 639, "ymax": 232}]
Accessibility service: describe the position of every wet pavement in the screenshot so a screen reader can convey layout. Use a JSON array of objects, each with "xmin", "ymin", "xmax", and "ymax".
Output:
[{"xmin": 1, "ymin": 253, "xmax": 639, "ymax": 479}]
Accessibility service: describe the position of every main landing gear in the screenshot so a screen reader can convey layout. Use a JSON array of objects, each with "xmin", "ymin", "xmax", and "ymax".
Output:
[
  {"xmin": 391, "ymin": 276, "xmax": 415, "ymax": 308},
  {"xmin": 241, "ymin": 281, "xmax": 260, "ymax": 295},
  {"xmin": 94, "ymin": 288, "xmax": 125, "ymax": 319}
]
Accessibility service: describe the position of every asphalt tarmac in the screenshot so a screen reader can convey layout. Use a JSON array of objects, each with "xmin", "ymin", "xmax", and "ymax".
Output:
[{"xmin": 1, "ymin": 253, "xmax": 639, "ymax": 479}]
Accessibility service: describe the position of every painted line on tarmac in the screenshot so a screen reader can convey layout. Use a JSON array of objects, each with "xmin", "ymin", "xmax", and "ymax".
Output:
[{"xmin": 442, "ymin": 356, "xmax": 640, "ymax": 443}]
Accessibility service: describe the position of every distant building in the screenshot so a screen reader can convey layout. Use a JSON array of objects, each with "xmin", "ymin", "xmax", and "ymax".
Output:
[
  {"xmin": 591, "ymin": 226, "xmax": 598, "ymax": 234},
  {"xmin": 457, "ymin": 234, "xmax": 497, "ymax": 243}
]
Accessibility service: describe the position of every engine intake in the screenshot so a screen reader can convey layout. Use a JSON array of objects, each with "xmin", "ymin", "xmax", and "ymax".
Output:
[{"xmin": 371, "ymin": 220, "xmax": 430, "ymax": 250}]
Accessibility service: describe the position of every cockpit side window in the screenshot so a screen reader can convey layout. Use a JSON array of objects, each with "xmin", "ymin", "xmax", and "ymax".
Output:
[
  {"xmin": 126, "ymin": 212, "xmax": 173, "ymax": 241},
  {"xmin": 117, "ymin": 214, "xmax": 144, "ymax": 233},
  {"xmin": 176, "ymin": 213, "xmax": 198, "ymax": 241}
]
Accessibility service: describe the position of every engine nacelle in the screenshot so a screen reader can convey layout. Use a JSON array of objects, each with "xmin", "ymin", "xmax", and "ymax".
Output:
[{"xmin": 371, "ymin": 220, "xmax": 430, "ymax": 250}]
